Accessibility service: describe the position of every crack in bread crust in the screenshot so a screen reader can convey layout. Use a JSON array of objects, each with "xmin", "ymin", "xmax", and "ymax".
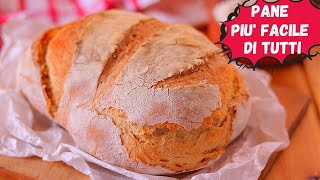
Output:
[
  {"xmin": 45, "ymin": 20, "xmax": 89, "ymax": 112},
  {"xmin": 102, "ymin": 107, "xmax": 232, "ymax": 172},
  {"xmin": 27, "ymin": 10, "xmax": 250, "ymax": 174},
  {"xmin": 95, "ymin": 19, "xmax": 168, "ymax": 99},
  {"xmin": 154, "ymin": 54, "xmax": 221, "ymax": 89},
  {"xmin": 97, "ymin": 62, "xmax": 248, "ymax": 172},
  {"xmin": 32, "ymin": 27, "xmax": 62, "ymax": 117}
]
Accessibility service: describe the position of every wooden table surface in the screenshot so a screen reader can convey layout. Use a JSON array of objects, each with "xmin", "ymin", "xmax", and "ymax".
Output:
[
  {"xmin": 0, "ymin": 61, "xmax": 320, "ymax": 179},
  {"xmin": 265, "ymin": 60, "xmax": 320, "ymax": 180}
]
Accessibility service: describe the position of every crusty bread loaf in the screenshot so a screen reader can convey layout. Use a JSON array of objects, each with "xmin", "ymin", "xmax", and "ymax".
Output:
[{"xmin": 17, "ymin": 10, "xmax": 250, "ymax": 174}]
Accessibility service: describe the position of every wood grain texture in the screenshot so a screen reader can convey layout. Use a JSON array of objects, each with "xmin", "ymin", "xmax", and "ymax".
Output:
[
  {"xmin": 270, "ymin": 85, "xmax": 310, "ymax": 134},
  {"xmin": 265, "ymin": 62, "xmax": 320, "ymax": 180},
  {"xmin": 0, "ymin": 156, "xmax": 88, "ymax": 180},
  {"xmin": 266, "ymin": 102, "xmax": 320, "ymax": 180},
  {"xmin": 303, "ymin": 59, "xmax": 320, "ymax": 117},
  {"xmin": 0, "ymin": 167, "xmax": 34, "ymax": 180},
  {"xmin": 259, "ymin": 85, "xmax": 311, "ymax": 179}
]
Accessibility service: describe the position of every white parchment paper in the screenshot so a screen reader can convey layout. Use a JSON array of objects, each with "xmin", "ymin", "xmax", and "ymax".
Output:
[{"xmin": 0, "ymin": 16, "xmax": 289, "ymax": 180}]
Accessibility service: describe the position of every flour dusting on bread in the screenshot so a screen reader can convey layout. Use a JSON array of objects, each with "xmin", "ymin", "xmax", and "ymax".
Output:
[{"xmin": 18, "ymin": 10, "xmax": 250, "ymax": 175}]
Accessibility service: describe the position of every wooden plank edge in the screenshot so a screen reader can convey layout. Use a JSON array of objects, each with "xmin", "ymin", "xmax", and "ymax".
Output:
[{"xmin": 259, "ymin": 97, "xmax": 311, "ymax": 179}]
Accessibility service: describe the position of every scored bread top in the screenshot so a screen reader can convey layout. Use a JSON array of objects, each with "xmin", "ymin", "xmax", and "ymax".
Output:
[
  {"xmin": 30, "ymin": 10, "xmax": 236, "ymax": 130},
  {"xmin": 36, "ymin": 11, "xmax": 150, "ymax": 118},
  {"xmin": 103, "ymin": 24, "xmax": 223, "ymax": 129},
  {"xmin": 20, "ymin": 10, "xmax": 250, "ymax": 173}
]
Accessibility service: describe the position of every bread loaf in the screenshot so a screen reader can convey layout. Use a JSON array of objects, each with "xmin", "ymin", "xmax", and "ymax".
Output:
[{"xmin": 17, "ymin": 10, "xmax": 250, "ymax": 174}]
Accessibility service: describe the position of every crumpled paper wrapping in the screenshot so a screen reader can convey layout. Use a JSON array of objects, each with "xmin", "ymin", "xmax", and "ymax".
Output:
[{"xmin": 0, "ymin": 16, "xmax": 289, "ymax": 180}]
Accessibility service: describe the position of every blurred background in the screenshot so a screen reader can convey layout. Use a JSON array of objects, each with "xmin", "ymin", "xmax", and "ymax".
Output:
[{"xmin": 0, "ymin": 0, "xmax": 237, "ymax": 48}]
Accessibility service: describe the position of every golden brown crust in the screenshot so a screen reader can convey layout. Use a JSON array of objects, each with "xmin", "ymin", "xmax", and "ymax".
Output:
[
  {"xmin": 95, "ymin": 18, "xmax": 168, "ymax": 99},
  {"xmin": 45, "ymin": 13, "xmax": 112, "ymax": 117},
  {"xmin": 46, "ymin": 21, "xmax": 85, "ymax": 110},
  {"xmin": 105, "ymin": 107, "xmax": 229, "ymax": 172},
  {"xmin": 32, "ymin": 27, "xmax": 62, "ymax": 117},
  {"xmin": 99, "ymin": 59, "xmax": 248, "ymax": 172},
  {"xmin": 21, "ymin": 10, "xmax": 250, "ymax": 174}
]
